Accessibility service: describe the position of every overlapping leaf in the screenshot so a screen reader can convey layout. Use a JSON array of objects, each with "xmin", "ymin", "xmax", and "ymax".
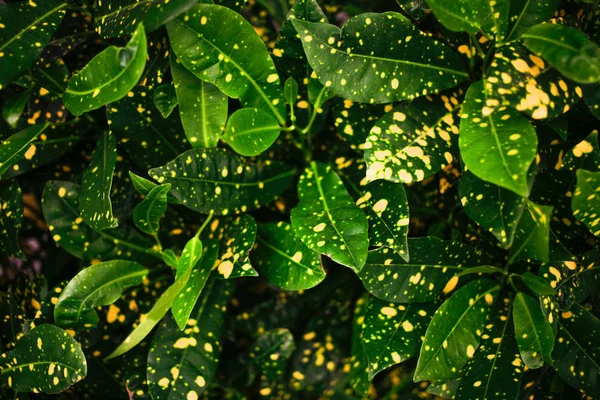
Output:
[
  {"xmin": 508, "ymin": 201, "xmax": 553, "ymax": 263},
  {"xmin": 572, "ymin": 170, "xmax": 600, "ymax": 237},
  {"xmin": 0, "ymin": 123, "xmax": 51, "ymax": 177},
  {"xmin": 561, "ymin": 131, "xmax": 600, "ymax": 172},
  {"xmin": 513, "ymin": 292, "xmax": 554, "ymax": 369},
  {"xmin": 153, "ymin": 83, "xmax": 178, "ymax": 118},
  {"xmin": 426, "ymin": 0, "xmax": 508, "ymax": 37},
  {"xmin": 505, "ymin": 0, "xmax": 558, "ymax": 42},
  {"xmin": 0, "ymin": 179, "xmax": 24, "ymax": 259}
]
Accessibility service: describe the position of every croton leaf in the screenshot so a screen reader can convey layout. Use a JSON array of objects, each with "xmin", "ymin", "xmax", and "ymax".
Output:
[
  {"xmin": 63, "ymin": 24, "xmax": 147, "ymax": 116},
  {"xmin": 171, "ymin": 58, "xmax": 228, "ymax": 149},
  {"xmin": 332, "ymin": 100, "xmax": 385, "ymax": 151},
  {"xmin": 508, "ymin": 201, "xmax": 553, "ymax": 264},
  {"xmin": 361, "ymin": 297, "xmax": 436, "ymax": 379},
  {"xmin": 2, "ymin": 90, "xmax": 30, "ymax": 129},
  {"xmin": 167, "ymin": 4, "xmax": 286, "ymax": 124},
  {"xmin": 513, "ymin": 292, "xmax": 554, "ymax": 369},
  {"xmin": 459, "ymin": 80, "xmax": 537, "ymax": 197},
  {"xmin": 425, "ymin": 0, "xmax": 508, "ymax": 36},
  {"xmin": 0, "ymin": 122, "xmax": 51, "ymax": 177},
  {"xmin": 133, "ymin": 183, "xmax": 170, "ymax": 236},
  {"xmin": 348, "ymin": 296, "xmax": 370, "ymax": 396},
  {"xmin": 572, "ymin": 170, "xmax": 600, "ymax": 237},
  {"xmin": 0, "ymin": 0, "xmax": 67, "ymax": 89},
  {"xmin": 284, "ymin": 77, "xmax": 299, "ymax": 105},
  {"xmin": 250, "ymin": 328, "xmax": 295, "ymax": 382},
  {"xmin": 129, "ymin": 171, "xmax": 179, "ymax": 204},
  {"xmin": 414, "ymin": 279, "xmax": 499, "ymax": 382},
  {"xmin": 149, "ymin": 148, "xmax": 296, "ymax": 215},
  {"xmin": 0, "ymin": 179, "xmax": 24, "ymax": 259},
  {"xmin": 0, "ymin": 324, "xmax": 87, "ymax": 394},
  {"xmin": 153, "ymin": 83, "xmax": 178, "ymax": 119},
  {"xmin": 251, "ymin": 222, "xmax": 325, "ymax": 290},
  {"xmin": 505, "ymin": 0, "xmax": 558, "ymax": 42},
  {"xmin": 291, "ymin": 162, "xmax": 369, "ymax": 272},
  {"xmin": 561, "ymin": 131, "xmax": 600, "ymax": 172},
  {"xmin": 522, "ymin": 271, "xmax": 556, "ymax": 296},
  {"xmin": 292, "ymin": 13, "xmax": 468, "ymax": 103},
  {"xmin": 54, "ymin": 260, "xmax": 148, "ymax": 329},
  {"xmin": 222, "ymin": 108, "xmax": 281, "ymax": 157}
]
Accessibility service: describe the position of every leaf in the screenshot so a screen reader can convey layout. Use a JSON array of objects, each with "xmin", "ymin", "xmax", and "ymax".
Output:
[
  {"xmin": 0, "ymin": 324, "xmax": 86, "ymax": 394},
  {"xmin": 332, "ymin": 100, "xmax": 385, "ymax": 151},
  {"xmin": 359, "ymin": 237, "xmax": 486, "ymax": 303},
  {"xmin": 250, "ymin": 328, "xmax": 295, "ymax": 382},
  {"xmin": 222, "ymin": 108, "xmax": 281, "ymax": 157},
  {"xmin": 0, "ymin": 0, "xmax": 67, "ymax": 89},
  {"xmin": 95, "ymin": 0, "xmax": 199, "ymax": 38},
  {"xmin": 54, "ymin": 260, "xmax": 148, "ymax": 329},
  {"xmin": 149, "ymin": 148, "xmax": 296, "ymax": 215},
  {"xmin": 153, "ymin": 83, "xmax": 178, "ymax": 118},
  {"xmin": 167, "ymin": 4, "xmax": 286, "ymax": 124},
  {"xmin": 0, "ymin": 123, "xmax": 51, "ymax": 177},
  {"xmin": 572, "ymin": 170, "xmax": 600, "ymax": 237},
  {"xmin": 512, "ymin": 292, "xmax": 554, "ymax": 369},
  {"xmin": 348, "ymin": 296, "xmax": 370, "ymax": 396},
  {"xmin": 133, "ymin": 184, "xmax": 170, "ymax": 236},
  {"xmin": 522, "ymin": 23, "xmax": 600, "ymax": 84},
  {"xmin": 365, "ymin": 88, "xmax": 463, "ymax": 184},
  {"xmin": 459, "ymin": 80, "xmax": 537, "ymax": 197},
  {"xmin": 147, "ymin": 279, "xmax": 233, "ymax": 400},
  {"xmin": 284, "ymin": 77, "xmax": 299, "ymax": 105},
  {"xmin": 508, "ymin": 201, "xmax": 553, "ymax": 264},
  {"xmin": 251, "ymin": 221, "xmax": 325, "ymax": 290},
  {"xmin": 459, "ymin": 171, "xmax": 527, "ymax": 248},
  {"xmin": 80, "ymin": 131, "xmax": 118, "ymax": 231},
  {"xmin": 552, "ymin": 303, "xmax": 600, "ymax": 398},
  {"xmin": 425, "ymin": 0, "xmax": 508, "ymax": 36},
  {"xmin": 171, "ymin": 58, "xmax": 228, "ymax": 148},
  {"xmin": 0, "ymin": 179, "xmax": 24, "ymax": 259},
  {"xmin": 63, "ymin": 24, "xmax": 147, "ymax": 116},
  {"xmin": 361, "ymin": 297, "xmax": 436, "ymax": 379},
  {"xmin": 177, "ymin": 237, "xmax": 203, "ymax": 277},
  {"xmin": 522, "ymin": 271, "xmax": 556, "ymax": 296},
  {"xmin": 290, "ymin": 162, "xmax": 369, "ymax": 272},
  {"xmin": 3, "ymin": 90, "xmax": 30, "ymax": 129},
  {"xmin": 562, "ymin": 131, "xmax": 600, "ymax": 172},
  {"xmin": 414, "ymin": 279, "xmax": 499, "ymax": 382},
  {"xmin": 505, "ymin": 0, "xmax": 558, "ymax": 41},
  {"xmin": 162, "ymin": 249, "xmax": 180, "ymax": 269},
  {"xmin": 129, "ymin": 171, "xmax": 179, "ymax": 204},
  {"xmin": 291, "ymin": 13, "xmax": 468, "ymax": 104}
]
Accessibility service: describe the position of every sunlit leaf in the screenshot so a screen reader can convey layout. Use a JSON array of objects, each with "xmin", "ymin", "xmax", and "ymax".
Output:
[
  {"xmin": 222, "ymin": 108, "xmax": 281, "ymax": 157},
  {"xmin": 133, "ymin": 183, "xmax": 170, "ymax": 236}
]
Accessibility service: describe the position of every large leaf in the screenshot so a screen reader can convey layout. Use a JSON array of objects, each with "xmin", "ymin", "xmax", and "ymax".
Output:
[
  {"xmin": 133, "ymin": 183, "xmax": 170, "ymax": 236},
  {"xmin": 149, "ymin": 148, "xmax": 296, "ymax": 215},
  {"xmin": 459, "ymin": 80, "xmax": 537, "ymax": 197},
  {"xmin": 508, "ymin": 201, "xmax": 553, "ymax": 264},
  {"xmin": 63, "ymin": 24, "xmax": 147, "ymax": 116},
  {"xmin": 54, "ymin": 260, "xmax": 148, "ymax": 329},
  {"xmin": 222, "ymin": 108, "xmax": 281, "ymax": 157},
  {"xmin": 167, "ymin": 4, "xmax": 286, "ymax": 124},
  {"xmin": 425, "ymin": 0, "xmax": 508, "ymax": 36},
  {"xmin": 0, "ymin": 324, "xmax": 86, "ymax": 394},
  {"xmin": 292, "ymin": 13, "xmax": 468, "ymax": 104},
  {"xmin": 505, "ymin": 0, "xmax": 558, "ymax": 41},
  {"xmin": 414, "ymin": 279, "xmax": 499, "ymax": 382},
  {"xmin": 251, "ymin": 222, "xmax": 325, "ymax": 290},
  {"xmin": 0, "ymin": 179, "xmax": 24, "ymax": 259},
  {"xmin": 170, "ymin": 58, "xmax": 228, "ymax": 148},
  {"xmin": 359, "ymin": 237, "xmax": 485, "ymax": 303},
  {"xmin": 572, "ymin": 170, "xmax": 600, "ymax": 237},
  {"xmin": 0, "ymin": 0, "xmax": 66, "ymax": 89},
  {"xmin": 80, "ymin": 131, "xmax": 118, "ymax": 231},
  {"xmin": 562, "ymin": 131, "xmax": 600, "ymax": 172},
  {"xmin": 290, "ymin": 162, "xmax": 369, "ymax": 272},
  {"xmin": 512, "ymin": 292, "xmax": 554, "ymax": 369},
  {"xmin": 0, "ymin": 123, "xmax": 51, "ymax": 177},
  {"xmin": 522, "ymin": 24, "xmax": 600, "ymax": 84}
]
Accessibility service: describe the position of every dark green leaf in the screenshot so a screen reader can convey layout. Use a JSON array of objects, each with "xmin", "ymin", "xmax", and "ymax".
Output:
[
  {"xmin": 505, "ymin": 0, "xmax": 558, "ymax": 41},
  {"xmin": 572, "ymin": 169, "xmax": 600, "ymax": 237},
  {"xmin": 250, "ymin": 328, "xmax": 295, "ymax": 382},
  {"xmin": 0, "ymin": 123, "xmax": 51, "ymax": 177},
  {"xmin": 513, "ymin": 292, "xmax": 554, "ymax": 368},
  {"xmin": 522, "ymin": 271, "xmax": 556, "ymax": 296},
  {"xmin": 222, "ymin": 108, "xmax": 281, "ymax": 157},
  {"xmin": 153, "ymin": 83, "xmax": 178, "ymax": 119},
  {"xmin": 0, "ymin": 179, "xmax": 24, "ymax": 259},
  {"xmin": 508, "ymin": 201, "xmax": 553, "ymax": 264},
  {"xmin": 129, "ymin": 171, "xmax": 179, "ymax": 204},
  {"xmin": 332, "ymin": 100, "xmax": 385, "ymax": 151},
  {"xmin": 348, "ymin": 296, "xmax": 370, "ymax": 396},
  {"xmin": 562, "ymin": 131, "xmax": 600, "ymax": 172},
  {"xmin": 133, "ymin": 183, "xmax": 170, "ymax": 235},
  {"xmin": 3, "ymin": 90, "xmax": 30, "ymax": 129},
  {"xmin": 425, "ymin": 0, "xmax": 508, "ymax": 36}
]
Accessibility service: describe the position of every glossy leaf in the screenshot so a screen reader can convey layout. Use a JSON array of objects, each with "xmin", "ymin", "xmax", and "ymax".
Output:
[
  {"xmin": 63, "ymin": 24, "xmax": 147, "ymax": 116},
  {"xmin": 284, "ymin": 77, "xmax": 299, "ymax": 105},
  {"xmin": 348, "ymin": 296, "xmax": 370, "ymax": 396},
  {"xmin": 177, "ymin": 237, "xmax": 203, "ymax": 278},
  {"xmin": 153, "ymin": 83, "xmax": 178, "ymax": 118},
  {"xmin": 572, "ymin": 170, "xmax": 600, "ymax": 237},
  {"xmin": 505, "ymin": 0, "xmax": 558, "ymax": 41},
  {"xmin": 508, "ymin": 201, "xmax": 553, "ymax": 264},
  {"xmin": 222, "ymin": 108, "xmax": 281, "ymax": 157},
  {"xmin": 149, "ymin": 148, "xmax": 296, "ymax": 215},
  {"xmin": 133, "ymin": 183, "xmax": 170, "ymax": 235},
  {"xmin": 291, "ymin": 162, "xmax": 369, "ymax": 272},
  {"xmin": 562, "ymin": 131, "xmax": 600, "ymax": 172},
  {"xmin": 522, "ymin": 271, "xmax": 556, "ymax": 296},
  {"xmin": 0, "ymin": 179, "xmax": 24, "ymax": 259},
  {"xmin": 513, "ymin": 292, "xmax": 554, "ymax": 369},
  {"xmin": 252, "ymin": 221, "xmax": 325, "ymax": 290},
  {"xmin": 3, "ymin": 90, "xmax": 30, "ymax": 129},
  {"xmin": 129, "ymin": 171, "xmax": 179, "ymax": 204},
  {"xmin": 425, "ymin": 0, "xmax": 508, "ymax": 36},
  {"xmin": 54, "ymin": 260, "xmax": 148, "ymax": 329},
  {"xmin": 332, "ymin": 100, "xmax": 385, "ymax": 151},
  {"xmin": 0, "ymin": 123, "xmax": 51, "ymax": 178}
]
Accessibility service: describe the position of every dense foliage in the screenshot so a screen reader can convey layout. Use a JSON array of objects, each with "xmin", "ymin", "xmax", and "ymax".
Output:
[{"xmin": 1, "ymin": 0, "xmax": 600, "ymax": 398}]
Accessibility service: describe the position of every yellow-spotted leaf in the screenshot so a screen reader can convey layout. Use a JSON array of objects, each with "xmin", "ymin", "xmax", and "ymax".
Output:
[
  {"xmin": 508, "ymin": 201, "xmax": 553, "ymax": 264},
  {"xmin": 0, "ymin": 179, "xmax": 24, "ymax": 259},
  {"xmin": 572, "ymin": 170, "xmax": 600, "ymax": 237},
  {"xmin": 505, "ymin": 0, "xmax": 558, "ymax": 42},
  {"xmin": 332, "ymin": 100, "xmax": 386, "ymax": 151},
  {"xmin": 223, "ymin": 108, "xmax": 281, "ymax": 157},
  {"xmin": 562, "ymin": 131, "xmax": 600, "ymax": 172},
  {"xmin": 348, "ymin": 295, "xmax": 370, "ymax": 396},
  {"xmin": 250, "ymin": 328, "xmax": 295, "ymax": 382},
  {"xmin": 0, "ymin": 123, "xmax": 51, "ymax": 177},
  {"xmin": 513, "ymin": 292, "xmax": 554, "ymax": 369},
  {"xmin": 425, "ymin": 0, "xmax": 508, "ymax": 37},
  {"xmin": 459, "ymin": 80, "xmax": 537, "ymax": 197},
  {"xmin": 129, "ymin": 172, "xmax": 179, "ymax": 204},
  {"xmin": 133, "ymin": 183, "xmax": 170, "ymax": 236},
  {"xmin": 153, "ymin": 83, "xmax": 178, "ymax": 119}
]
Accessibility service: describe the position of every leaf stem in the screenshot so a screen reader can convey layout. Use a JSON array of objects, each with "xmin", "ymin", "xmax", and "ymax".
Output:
[
  {"xmin": 195, "ymin": 210, "xmax": 215, "ymax": 239},
  {"xmin": 152, "ymin": 234, "xmax": 163, "ymax": 252}
]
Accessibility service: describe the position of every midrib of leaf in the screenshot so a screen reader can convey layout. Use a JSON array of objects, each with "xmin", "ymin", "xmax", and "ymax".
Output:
[
  {"xmin": 396, "ymin": 105, "xmax": 461, "ymax": 155},
  {"xmin": 558, "ymin": 318, "xmax": 600, "ymax": 372},
  {"xmin": 37, "ymin": 67, "xmax": 66, "ymax": 93},
  {"xmin": 505, "ymin": 0, "xmax": 532, "ymax": 40},
  {"xmin": 516, "ymin": 294, "xmax": 545, "ymax": 362},
  {"xmin": 1, "ymin": 360, "xmax": 78, "ymax": 374},
  {"xmin": 200, "ymin": 80, "xmax": 209, "ymax": 147},
  {"xmin": 0, "ymin": 3, "xmax": 67, "ymax": 52},
  {"xmin": 482, "ymin": 304, "xmax": 511, "ymax": 398},
  {"xmin": 228, "ymin": 124, "xmax": 279, "ymax": 139},
  {"xmin": 165, "ymin": 168, "xmax": 295, "ymax": 187},
  {"xmin": 507, "ymin": 206, "xmax": 538, "ymax": 264},
  {"xmin": 433, "ymin": 4, "xmax": 481, "ymax": 29},
  {"xmin": 99, "ymin": 133, "xmax": 113, "ymax": 224},
  {"xmin": 256, "ymin": 235, "xmax": 321, "ymax": 273},
  {"xmin": 368, "ymin": 263, "xmax": 463, "ymax": 269},
  {"xmin": 0, "ymin": 123, "xmax": 49, "ymax": 170},
  {"xmin": 521, "ymin": 33, "xmax": 580, "ymax": 53}
]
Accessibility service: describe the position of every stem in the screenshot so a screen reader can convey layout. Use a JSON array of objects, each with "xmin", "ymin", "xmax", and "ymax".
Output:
[
  {"xmin": 152, "ymin": 234, "xmax": 163, "ymax": 252},
  {"xmin": 471, "ymin": 34, "xmax": 486, "ymax": 58},
  {"xmin": 194, "ymin": 210, "xmax": 215, "ymax": 239}
]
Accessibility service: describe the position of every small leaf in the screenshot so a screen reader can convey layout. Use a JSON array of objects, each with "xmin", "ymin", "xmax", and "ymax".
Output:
[
  {"xmin": 177, "ymin": 236, "xmax": 203, "ymax": 278},
  {"xmin": 508, "ymin": 201, "xmax": 553, "ymax": 264},
  {"xmin": 133, "ymin": 183, "xmax": 170, "ymax": 236},
  {"xmin": 513, "ymin": 292, "xmax": 554, "ymax": 368},
  {"xmin": 153, "ymin": 83, "xmax": 178, "ymax": 118},
  {"xmin": 0, "ymin": 179, "xmax": 24, "ymax": 259},
  {"xmin": 63, "ymin": 24, "xmax": 147, "ymax": 116},
  {"xmin": 162, "ymin": 249, "xmax": 179, "ymax": 269},
  {"xmin": 0, "ymin": 123, "xmax": 51, "ymax": 177},
  {"xmin": 505, "ymin": 0, "xmax": 558, "ymax": 41},
  {"xmin": 572, "ymin": 170, "xmax": 600, "ymax": 237},
  {"xmin": 223, "ymin": 108, "xmax": 281, "ymax": 157},
  {"xmin": 54, "ymin": 260, "xmax": 148, "ymax": 329},
  {"xmin": 2, "ymin": 90, "xmax": 30, "ymax": 129},
  {"xmin": 129, "ymin": 171, "xmax": 179, "ymax": 204},
  {"xmin": 522, "ymin": 271, "xmax": 556, "ymax": 296},
  {"xmin": 284, "ymin": 77, "xmax": 299, "ymax": 105},
  {"xmin": 348, "ymin": 296, "xmax": 370, "ymax": 396}
]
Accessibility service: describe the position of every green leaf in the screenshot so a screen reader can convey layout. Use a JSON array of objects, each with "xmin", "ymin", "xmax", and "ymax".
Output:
[
  {"xmin": 0, "ymin": 179, "xmax": 24, "ymax": 259},
  {"xmin": 425, "ymin": 0, "xmax": 508, "ymax": 36},
  {"xmin": 252, "ymin": 222, "xmax": 325, "ymax": 290},
  {"xmin": 133, "ymin": 183, "xmax": 170, "ymax": 235},
  {"xmin": 147, "ymin": 279, "xmax": 233, "ymax": 400},
  {"xmin": 291, "ymin": 13, "xmax": 468, "ymax": 104},
  {"xmin": 513, "ymin": 292, "xmax": 554, "ymax": 368},
  {"xmin": 505, "ymin": 0, "xmax": 558, "ymax": 41},
  {"xmin": 508, "ymin": 201, "xmax": 553, "ymax": 264},
  {"xmin": 572, "ymin": 170, "xmax": 600, "ymax": 237},
  {"xmin": 167, "ymin": 4, "xmax": 286, "ymax": 124},
  {"xmin": 365, "ymin": 88, "xmax": 462, "ymax": 184},
  {"xmin": 332, "ymin": 100, "xmax": 385, "ymax": 151},
  {"xmin": 80, "ymin": 131, "xmax": 118, "ymax": 231},
  {"xmin": 414, "ymin": 279, "xmax": 499, "ymax": 382},
  {"xmin": 0, "ymin": 0, "xmax": 66, "ymax": 89},
  {"xmin": 95, "ymin": 0, "xmax": 199, "ymax": 38},
  {"xmin": 162, "ymin": 249, "xmax": 179, "ymax": 269},
  {"xmin": 0, "ymin": 324, "xmax": 86, "ymax": 394},
  {"xmin": 459, "ymin": 80, "xmax": 537, "ymax": 197},
  {"xmin": 291, "ymin": 162, "xmax": 369, "ymax": 272},
  {"xmin": 562, "ymin": 131, "xmax": 600, "ymax": 172},
  {"xmin": 153, "ymin": 83, "xmax": 178, "ymax": 119},
  {"xmin": 459, "ymin": 171, "xmax": 526, "ymax": 248},
  {"xmin": 3, "ymin": 90, "xmax": 30, "ymax": 129},
  {"xmin": 250, "ymin": 328, "xmax": 295, "ymax": 382},
  {"xmin": 522, "ymin": 23, "xmax": 600, "ymax": 84},
  {"xmin": 284, "ymin": 77, "xmax": 299, "ymax": 105},
  {"xmin": 54, "ymin": 260, "xmax": 148, "ymax": 329},
  {"xmin": 171, "ymin": 58, "xmax": 228, "ymax": 148},
  {"xmin": 0, "ymin": 123, "xmax": 51, "ymax": 177},
  {"xmin": 222, "ymin": 108, "xmax": 281, "ymax": 157},
  {"xmin": 361, "ymin": 297, "xmax": 436, "ymax": 379},
  {"xmin": 522, "ymin": 271, "xmax": 556, "ymax": 296},
  {"xmin": 348, "ymin": 296, "xmax": 370, "ymax": 396},
  {"xmin": 149, "ymin": 148, "xmax": 296, "ymax": 215},
  {"xmin": 129, "ymin": 171, "xmax": 179, "ymax": 204},
  {"xmin": 359, "ymin": 237, "xmax": 485, "ymax": 303},
  {"xmin": 552, "ymin": 303, "xmax": 600, "ymax": 398},
  {"xmin": 63, "ymin": 24, "xmax": 147, "ymax": 116},
  {"xmin": 177, "ymin": 236, "xmax": 203, "ymax": 278}
]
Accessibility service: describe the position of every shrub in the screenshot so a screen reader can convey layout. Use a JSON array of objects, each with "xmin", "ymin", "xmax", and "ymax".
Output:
[{"xmin": 1, "ymin": 0, "xmax": 599, "ymax": 398}]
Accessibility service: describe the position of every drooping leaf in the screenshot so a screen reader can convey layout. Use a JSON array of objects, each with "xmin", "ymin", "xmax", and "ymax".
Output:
[
  {"xmin": 0, "ymin": 123, "xmax": 51, "ymax": 177},
  {"xmin": 508, "ymin": 201, "xmax": 553, "ymax": 264},
  {"xmin": 572, "ymin": 170, "xmax": 600, "ymax": 237},
  {"xmin": 222, "ymin": 108, "xmax": 281, "ymax": 157},
  {"xmin": 63, "ymin": 24, "xmax": 147, "ymax": 116},
  {"xmin": 292, "ymin": 13, "xmax": 468, "ymax": 104},
  {"xmin": 425, "ymin": 0, "xmax": 508, "ymax": 36},
  {"xmin": 0, "ymin": 179, "xmax": 24, "ymax": 259},
  {"xmin": 291, "ymin": 162, "xmax": 369, "ymax": 272},
  {"xmin": 505, "ymin": 0, "xmax": 558, "ymax": 42},
  {"xmin": 561, "ymin": 131, "xmax": 600, "ymax": 172},
  {"xmin": 129, "ymin": 171, "xmax": 179, "ymax": 204},
  {"xmin": 414, "ymin": 279, "xmax": 499, "ymax": 382},
  {"xmin": 459, "ymin": 80, "xmax": 537, "ymax": 197},
  {"xmin": 251, "ymin": 221, "xmax": 325, "ymax": 290},
  {"xmin": 0, "ymin": 324, "xmax": 87, "ymax": 394},
  {"xmin": 512, "ymin": 292, "xmax": 554, "ymax": 369},
  {"xmin": 133, "ymin": 183, "xmax": 170, "ymax": 236},
  {"xmin": 149, "ymin": 148, "xmax": 296, "ymax": 215},
  {"xmin": 167, "ymin": 4, "xmax": 286, "ymax": 124},
  {"xmin": 54, "ymin": 260, "xmax": 148, "ymax": 329},
  {"xmin": 170, "ymin": 58, "xmax": 228, "ymax": 148},
  {"xmin": 2, "ymin": 90, "xmax": 30, "ymax": 129},
  {"xmin": 250, "ymin": 328, "xmax": 295, "ymax": 382},
  {"xmin": 153, "ymin": 83, "xmax": 178, "ymax": 118},
  {"xmin": 0, "ymin": 0, "xmax": 67, "ymax": 89}
]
